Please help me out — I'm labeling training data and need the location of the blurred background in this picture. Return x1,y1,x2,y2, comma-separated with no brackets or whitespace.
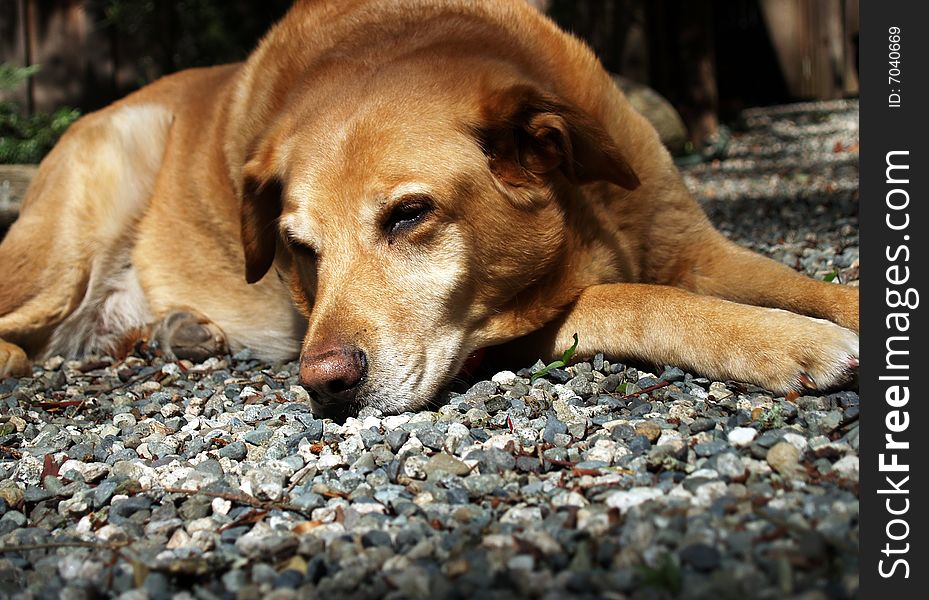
0,0,858,163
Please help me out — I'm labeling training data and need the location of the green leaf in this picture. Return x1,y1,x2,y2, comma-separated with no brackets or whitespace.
0,63,40,92
0,102,79,163
822,271,838,282
530,333,579,383
530,360,563,383
560,332,579,364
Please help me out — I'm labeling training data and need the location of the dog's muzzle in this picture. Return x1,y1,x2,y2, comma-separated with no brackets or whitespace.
299,344,367,416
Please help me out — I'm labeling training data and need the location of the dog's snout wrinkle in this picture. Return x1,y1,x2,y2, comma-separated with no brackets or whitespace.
299,344,368,402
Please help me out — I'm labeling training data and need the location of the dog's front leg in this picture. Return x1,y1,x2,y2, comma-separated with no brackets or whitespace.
673,231,859,333
515,283,858,394
0,338,30,378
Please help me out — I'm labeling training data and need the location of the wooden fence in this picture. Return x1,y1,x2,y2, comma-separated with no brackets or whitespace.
1,1,858,119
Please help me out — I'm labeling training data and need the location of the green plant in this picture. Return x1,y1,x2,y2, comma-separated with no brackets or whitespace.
756,403,786,431
0,64,40,92
530,333,579,383
0,64,80,164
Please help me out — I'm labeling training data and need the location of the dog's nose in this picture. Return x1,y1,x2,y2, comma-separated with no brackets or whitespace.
299,345,367,402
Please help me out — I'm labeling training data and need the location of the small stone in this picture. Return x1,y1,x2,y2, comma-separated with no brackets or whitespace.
782,432,809,452
566,375,592,396
508,554,535,571
711,452,745,480
679,543,721,572
113,413,137,428
599,374,623,393
515,455,542,473
727,427,757,447
0,510,27,529
242,468,285,500
552,490,588,508
58,495,90,517
466,380,499,397
218,441,248,461
627,435,651,454
466,448,516,474
403,455,429,479
690,418,717,433
659,366,686,383
806,410,843,435
542,417,568,443
605,487,664,512
491,371,519,386
93,480,118,508
831,455,859,481
361,530,393,548
0,481,24,508
546,368,570,383
386,430,410,453
292,492,325,511
166,528,192,549
767,441,802,477
694,440,728,457
96,523,130,543
243,405,272,423
144,572,172,599
424,453,471,477
755,429,784,448
243,429,273,445
416,428,445,451
646,441,687,471
635,421,661,443
211,497,232,516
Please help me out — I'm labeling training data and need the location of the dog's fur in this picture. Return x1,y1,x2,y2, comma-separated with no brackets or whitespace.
0,0,858,419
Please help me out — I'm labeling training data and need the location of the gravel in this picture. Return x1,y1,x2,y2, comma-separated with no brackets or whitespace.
0,101,858,599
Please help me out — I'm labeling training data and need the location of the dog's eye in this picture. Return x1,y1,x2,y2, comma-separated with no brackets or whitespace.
285,236,317,259
383,196,434,238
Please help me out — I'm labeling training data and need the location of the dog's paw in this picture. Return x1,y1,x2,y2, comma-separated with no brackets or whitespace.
0,339,31,379
743,312,858,394
152,311,227,362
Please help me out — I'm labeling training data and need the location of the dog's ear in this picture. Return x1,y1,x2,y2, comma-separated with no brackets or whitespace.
476,84,640,192
240,155,283,284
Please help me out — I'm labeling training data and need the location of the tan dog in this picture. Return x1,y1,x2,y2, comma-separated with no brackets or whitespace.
0,0,858,419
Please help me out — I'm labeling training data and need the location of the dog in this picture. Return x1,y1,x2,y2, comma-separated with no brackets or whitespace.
0,0,858,420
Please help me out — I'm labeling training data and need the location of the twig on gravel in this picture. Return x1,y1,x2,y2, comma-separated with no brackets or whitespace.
0,444,22,458
619,380,671,400
284,464,317,496
67,397,90,418
159,487,313,515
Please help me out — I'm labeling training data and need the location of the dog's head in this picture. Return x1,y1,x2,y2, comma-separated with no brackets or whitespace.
238,73,639,419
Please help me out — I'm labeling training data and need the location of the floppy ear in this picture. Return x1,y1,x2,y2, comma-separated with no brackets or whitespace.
240,157,283,284
476,84,640,192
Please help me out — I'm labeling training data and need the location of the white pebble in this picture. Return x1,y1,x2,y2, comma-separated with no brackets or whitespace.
112,413,137,428
605,487,664,513
832,455,859,480
212,497,232,516
491,370,519,385
782,432,809,452
727,427,757,447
